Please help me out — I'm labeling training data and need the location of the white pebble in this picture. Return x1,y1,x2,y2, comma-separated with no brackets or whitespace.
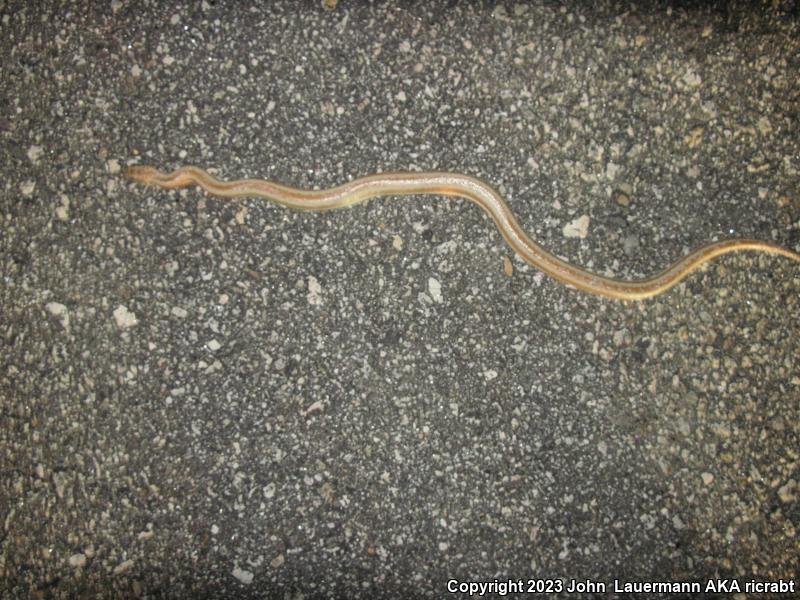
46,302,70,330
27,145,44,164
113,305,138,329
307,275,323,306
46,302,67,316
68,553,86,568
113,559,134,575
427,277,443,303
21,181,36,197
563,215,590,239
232,566,254,584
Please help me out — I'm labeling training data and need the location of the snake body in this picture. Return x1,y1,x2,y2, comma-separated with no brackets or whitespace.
125,165,800,301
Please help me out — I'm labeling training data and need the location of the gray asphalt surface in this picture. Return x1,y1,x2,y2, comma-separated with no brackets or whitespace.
2,2,799,598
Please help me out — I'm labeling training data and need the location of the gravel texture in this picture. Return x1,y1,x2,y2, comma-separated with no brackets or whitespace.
2,2,799,598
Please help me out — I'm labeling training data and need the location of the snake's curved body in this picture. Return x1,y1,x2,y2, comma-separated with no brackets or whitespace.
125,165,800,301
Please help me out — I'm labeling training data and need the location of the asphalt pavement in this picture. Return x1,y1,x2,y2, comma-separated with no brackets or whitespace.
2,2,799,598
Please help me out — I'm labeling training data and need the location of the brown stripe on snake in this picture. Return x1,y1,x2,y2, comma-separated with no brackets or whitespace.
125,165,800,301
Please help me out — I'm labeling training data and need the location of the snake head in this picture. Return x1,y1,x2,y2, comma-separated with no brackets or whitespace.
124,165,163,185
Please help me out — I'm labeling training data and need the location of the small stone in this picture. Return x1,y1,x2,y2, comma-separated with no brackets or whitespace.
113,559,134,574
46,302,67,316
113,305,138,329
270,554,285,569
21,181,36,197
428,277,443,303
701,472,714,486
683,69,702,87
492,4,509,20
68,553,87,568
307,276,323,306
207,339,221,351
55,195,70,221
612,329,631,347
235,207,248,225
27,145,44,164
685,126,704,148
778,479,797,503
232,566,254,584
302,400,324,417
563,215,590,239
622,234,640,255
46,302,70,330
606,162,621,180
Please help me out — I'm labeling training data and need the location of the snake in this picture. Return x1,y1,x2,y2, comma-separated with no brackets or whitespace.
125,165,800,301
